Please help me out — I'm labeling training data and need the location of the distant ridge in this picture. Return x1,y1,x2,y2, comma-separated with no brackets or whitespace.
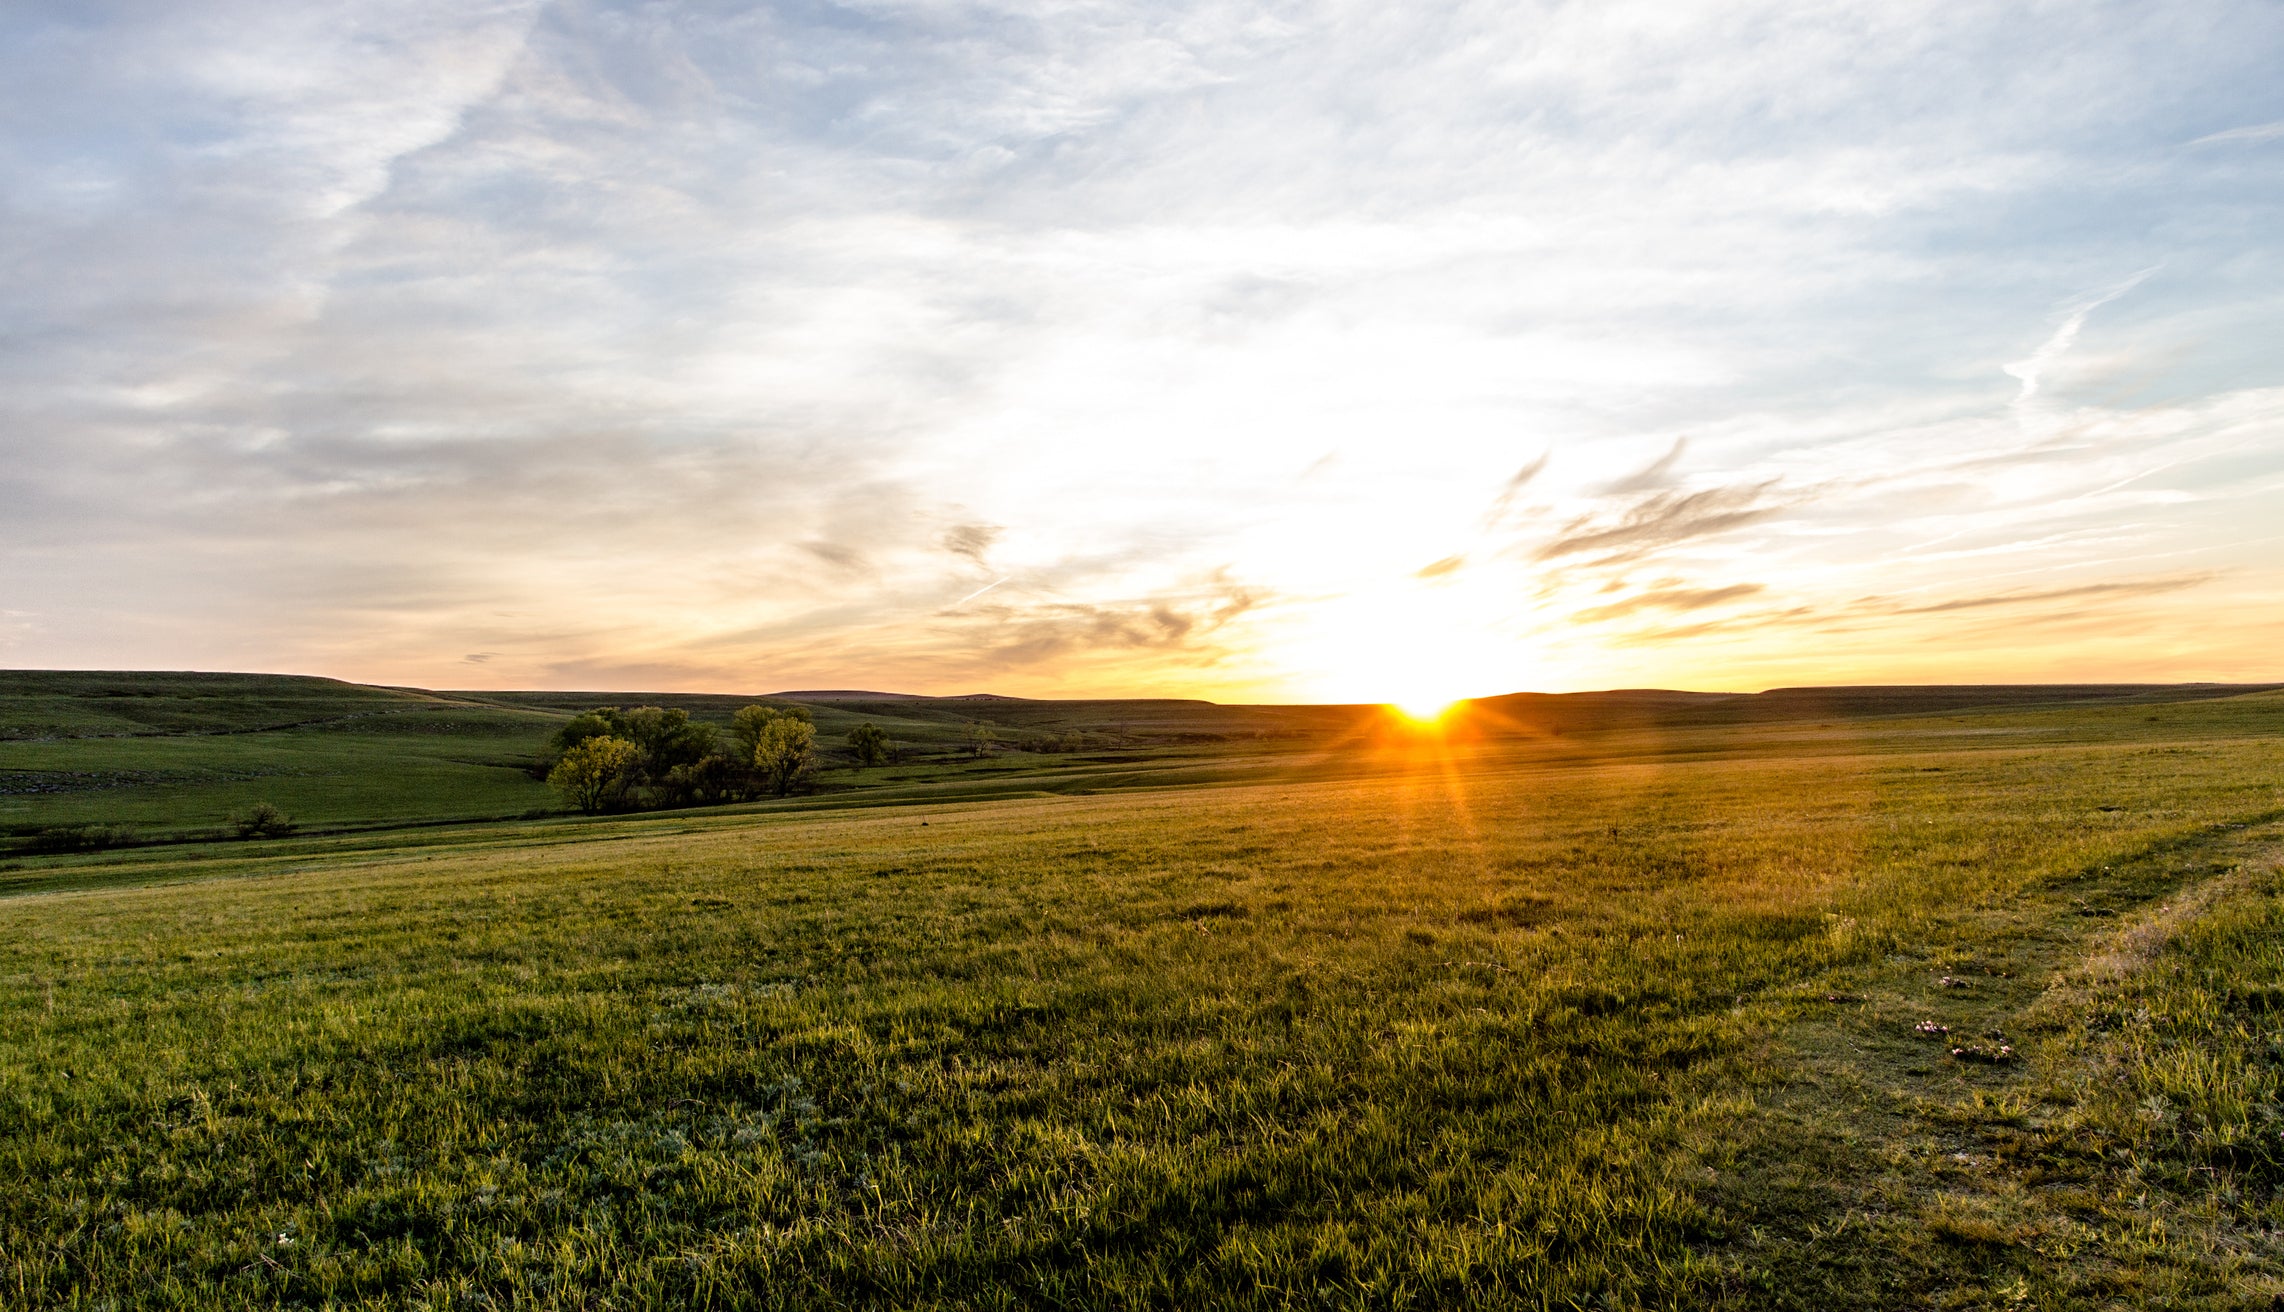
768,690,1034,703
8,673,2276,744
1469,682,2283,731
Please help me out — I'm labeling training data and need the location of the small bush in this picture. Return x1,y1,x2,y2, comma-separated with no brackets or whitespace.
230,802,297,839
26,824,134,854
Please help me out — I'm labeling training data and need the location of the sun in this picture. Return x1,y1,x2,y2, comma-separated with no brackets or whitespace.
1381,663,1477,726
1391,694,1461,724
1295,585,1525,722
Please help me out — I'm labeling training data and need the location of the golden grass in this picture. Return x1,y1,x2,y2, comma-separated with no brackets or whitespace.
1,699,2281,1307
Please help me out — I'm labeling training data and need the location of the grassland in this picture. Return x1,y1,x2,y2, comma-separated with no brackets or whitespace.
0,671,1368,850
7,670,2264,851
0,674,563,844
3,679,2284,1307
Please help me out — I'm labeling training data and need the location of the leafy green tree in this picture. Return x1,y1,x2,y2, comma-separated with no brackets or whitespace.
548,736,643,813
846,722,890,767
963,722,998,758
532,710,619,779
660,750,766,806
617,706,717,774
553,711,620,751
540,707,723,803
732,703,810,763
730,705,772,761
754,716,818,796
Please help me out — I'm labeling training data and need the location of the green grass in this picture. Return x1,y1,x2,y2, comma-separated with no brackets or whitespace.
0,672,444,739
10,672,2277,857
0,672,578,844
0,708,563,837
2,688,2283,1307
0,672,1371,849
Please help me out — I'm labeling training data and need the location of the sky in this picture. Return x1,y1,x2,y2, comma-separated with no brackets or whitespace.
4,0,2283,703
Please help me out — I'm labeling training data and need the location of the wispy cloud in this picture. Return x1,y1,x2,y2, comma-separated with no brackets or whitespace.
1479,453,1551,527
1600,571,2222,650
941,525,1004,566
1600,439,1688,495
2002,269,2158,408
2188,121,2284,146
1534,481,1793,564
952,577,1011,606
1882,573,2218,616
1573,583,1766,624
946,577,1263,673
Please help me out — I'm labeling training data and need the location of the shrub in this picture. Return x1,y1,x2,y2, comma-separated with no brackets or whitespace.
26,823,134,854
230,802,297,839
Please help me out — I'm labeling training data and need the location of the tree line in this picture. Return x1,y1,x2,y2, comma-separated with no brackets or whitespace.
539,705,896,814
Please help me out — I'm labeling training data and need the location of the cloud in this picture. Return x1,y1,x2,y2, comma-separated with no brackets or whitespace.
1415,555,1465,579
952,577,1011,606
1572,583,1766,623
1615,574,2222,647
1606,610,1813,647
952,578,1262,672
2001,269,2157,407
1885,573,2218,616
1534,481,1791,563
1601,572,2222,648
801,540,868,571
1479,453,1551,526
941,524,1003,565
1600,439,1688,495
2189,121,2284,146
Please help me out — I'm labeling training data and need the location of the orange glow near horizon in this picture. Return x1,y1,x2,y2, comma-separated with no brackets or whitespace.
1391,695,1462,725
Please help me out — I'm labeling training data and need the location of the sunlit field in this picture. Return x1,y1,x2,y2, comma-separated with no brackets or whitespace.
5,689,2284,1307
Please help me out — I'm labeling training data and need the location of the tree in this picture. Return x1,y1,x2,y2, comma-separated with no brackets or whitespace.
846,722,890,767
617,706,717,774
539,707,724,803
230,802,296,838
731,704,817,794
754,716,818,796
548,736,643,813
657,753,748,807
531,710,619,778
553,711,619,751
963,722,998,758
732,703,810,762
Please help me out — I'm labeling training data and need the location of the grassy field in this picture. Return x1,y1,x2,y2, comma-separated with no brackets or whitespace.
3,680,2284,1307
7,670,2266,851
0,674,563,844
0,672,1372,849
